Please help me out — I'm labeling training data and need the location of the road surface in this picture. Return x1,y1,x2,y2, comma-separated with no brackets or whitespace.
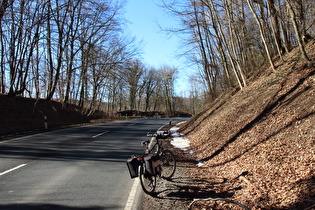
0,118,174,210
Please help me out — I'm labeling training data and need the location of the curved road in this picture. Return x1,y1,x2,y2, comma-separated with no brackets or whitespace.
0,118,174,210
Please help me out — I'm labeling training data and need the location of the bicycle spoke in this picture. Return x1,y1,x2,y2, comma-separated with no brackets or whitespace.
160,150,176,180
139,164,156,195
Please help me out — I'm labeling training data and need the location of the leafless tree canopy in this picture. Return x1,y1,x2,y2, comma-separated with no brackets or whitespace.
162,0,315,98
1,0,313,116
0,0,192,116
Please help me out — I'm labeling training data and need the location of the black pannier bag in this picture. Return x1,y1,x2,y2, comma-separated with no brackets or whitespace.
126,156,141,178
144,153,161,175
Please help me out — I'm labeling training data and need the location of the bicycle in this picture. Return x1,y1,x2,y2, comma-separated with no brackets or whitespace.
126,130,176,195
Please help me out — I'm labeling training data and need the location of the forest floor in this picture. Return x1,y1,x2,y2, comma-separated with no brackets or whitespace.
0,40,314,210
142,40,314,209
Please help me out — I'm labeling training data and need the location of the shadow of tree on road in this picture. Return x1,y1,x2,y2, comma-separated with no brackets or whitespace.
0,203,117,210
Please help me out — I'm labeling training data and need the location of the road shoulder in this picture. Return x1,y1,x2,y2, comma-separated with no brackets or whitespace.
142,139,197,209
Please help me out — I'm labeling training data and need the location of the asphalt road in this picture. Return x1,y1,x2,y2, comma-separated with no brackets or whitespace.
0,118,174,210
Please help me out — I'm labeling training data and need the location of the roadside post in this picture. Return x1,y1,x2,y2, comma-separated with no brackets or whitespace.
44,116,48,130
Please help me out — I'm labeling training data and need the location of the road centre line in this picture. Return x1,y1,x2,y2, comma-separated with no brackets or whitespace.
0,164,27,176
92,131,109,138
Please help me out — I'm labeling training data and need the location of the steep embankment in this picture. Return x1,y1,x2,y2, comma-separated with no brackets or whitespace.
181,40,315,209
0,97,106,137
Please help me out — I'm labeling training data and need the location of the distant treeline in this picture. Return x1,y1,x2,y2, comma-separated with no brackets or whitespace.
117,110,192,118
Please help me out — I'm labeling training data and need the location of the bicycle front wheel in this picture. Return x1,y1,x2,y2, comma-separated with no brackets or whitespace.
160,150,176,180
139,163,156,195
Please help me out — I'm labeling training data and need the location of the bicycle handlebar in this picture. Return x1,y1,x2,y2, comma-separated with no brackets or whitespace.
146,130,168,137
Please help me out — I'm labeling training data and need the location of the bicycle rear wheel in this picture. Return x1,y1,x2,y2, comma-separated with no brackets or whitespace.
139,162,156,195
160,150,176,180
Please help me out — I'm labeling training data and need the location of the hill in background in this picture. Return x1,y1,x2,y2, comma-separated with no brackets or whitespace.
180,39,315,209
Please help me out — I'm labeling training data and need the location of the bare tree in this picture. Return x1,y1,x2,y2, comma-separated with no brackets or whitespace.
4,0,45,96
160,65,177,116
125,59,144,110
266,0,285,60
161,0,314,103
247,0,276,71
45,0,72,101
0,0,14,93
285,0,310,61
0,0,11,21
143,68,159,112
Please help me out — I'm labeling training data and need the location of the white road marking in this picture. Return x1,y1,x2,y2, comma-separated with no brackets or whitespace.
124,178,140,210
0,164,27,176
92,131,109,138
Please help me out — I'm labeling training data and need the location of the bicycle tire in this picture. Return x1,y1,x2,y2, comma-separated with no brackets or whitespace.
139,162,156,195
160,150,176,180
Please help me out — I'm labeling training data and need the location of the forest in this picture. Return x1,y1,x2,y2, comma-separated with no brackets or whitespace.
0,0,314,116
162,0,314,97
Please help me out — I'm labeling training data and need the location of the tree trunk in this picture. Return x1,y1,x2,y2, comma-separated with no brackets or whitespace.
247,0,276,72
266,0,285,59
286,0,310,61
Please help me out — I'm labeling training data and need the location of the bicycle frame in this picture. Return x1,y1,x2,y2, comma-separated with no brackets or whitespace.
127,129,176,195
142,131,168,154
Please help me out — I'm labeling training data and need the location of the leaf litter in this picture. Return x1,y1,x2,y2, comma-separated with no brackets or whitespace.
178,40,315,209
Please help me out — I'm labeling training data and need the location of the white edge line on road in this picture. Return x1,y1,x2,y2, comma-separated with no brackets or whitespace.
92,131,109,138
0,164,27,176
124,178,140,210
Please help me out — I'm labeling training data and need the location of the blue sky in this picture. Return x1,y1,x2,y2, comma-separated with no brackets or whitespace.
124,0,192,95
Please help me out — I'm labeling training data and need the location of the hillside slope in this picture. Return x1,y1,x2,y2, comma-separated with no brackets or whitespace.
180,40,315,209
0,97,108,137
